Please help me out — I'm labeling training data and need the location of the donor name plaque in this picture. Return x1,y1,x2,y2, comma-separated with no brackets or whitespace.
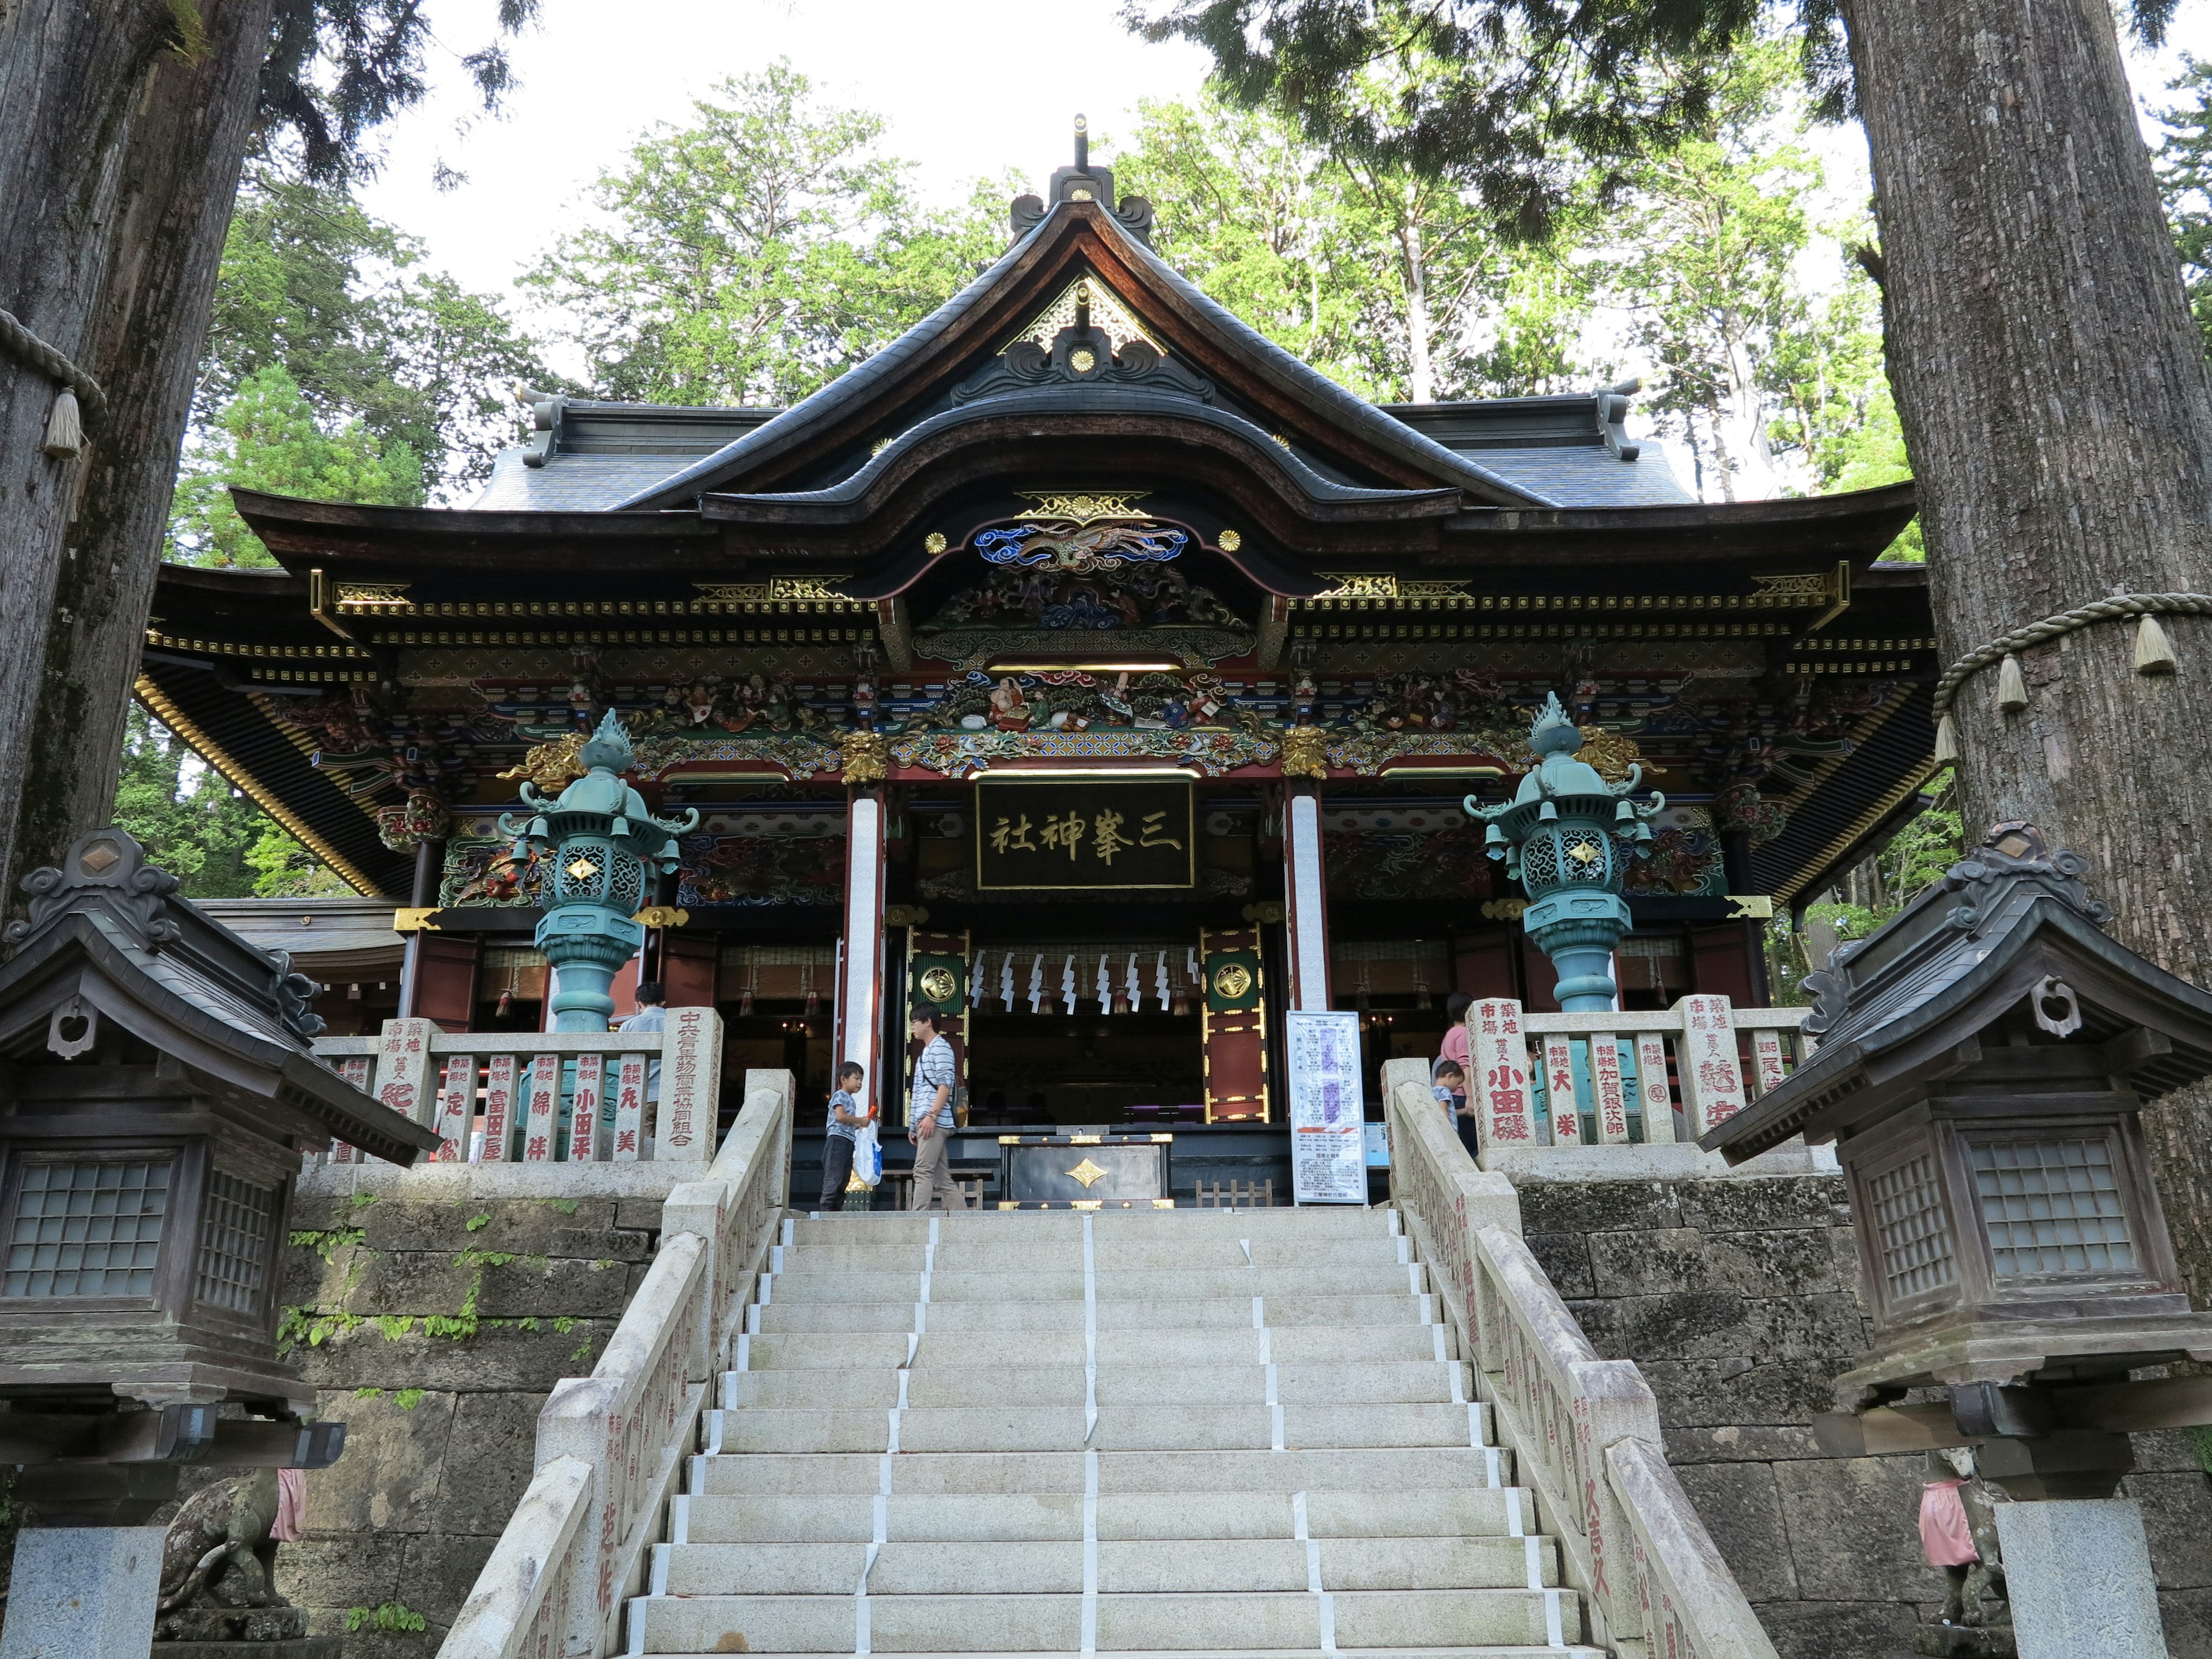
975,778,1194,891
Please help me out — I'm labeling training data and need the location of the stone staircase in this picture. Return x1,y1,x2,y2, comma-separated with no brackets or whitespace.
624,1205,1599,1658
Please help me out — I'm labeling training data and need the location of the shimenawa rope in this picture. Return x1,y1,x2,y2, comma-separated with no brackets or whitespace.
1931,592,2210,763
0,306,107,459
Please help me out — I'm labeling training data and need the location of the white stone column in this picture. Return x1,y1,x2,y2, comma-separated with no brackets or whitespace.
1284,787,1331,1013
1996,1498,2168,1659
0,1527,164,1659
838,791,889,1120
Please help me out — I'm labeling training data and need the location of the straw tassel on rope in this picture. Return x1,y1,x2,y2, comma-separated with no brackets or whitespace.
40,389,82,459
2135,613,2178,675
0,308,107,461
1927,590,2212,768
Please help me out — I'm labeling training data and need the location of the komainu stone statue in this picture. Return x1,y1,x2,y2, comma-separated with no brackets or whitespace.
154,1468,335,1655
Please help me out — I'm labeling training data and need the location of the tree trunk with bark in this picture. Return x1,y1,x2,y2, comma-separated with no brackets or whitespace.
0,0,274,909
1844,0,2212,1304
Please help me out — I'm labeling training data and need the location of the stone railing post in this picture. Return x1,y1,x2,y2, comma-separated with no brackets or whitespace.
372,1017,441,1127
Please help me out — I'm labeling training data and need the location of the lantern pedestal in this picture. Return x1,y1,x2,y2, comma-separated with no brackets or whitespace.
0,1526,165,1659
1995,1499,2163,1659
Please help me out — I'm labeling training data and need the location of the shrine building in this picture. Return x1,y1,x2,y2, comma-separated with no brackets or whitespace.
142,137,1931,1194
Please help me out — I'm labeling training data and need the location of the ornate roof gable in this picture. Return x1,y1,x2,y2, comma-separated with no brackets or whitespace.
616,190,1549,512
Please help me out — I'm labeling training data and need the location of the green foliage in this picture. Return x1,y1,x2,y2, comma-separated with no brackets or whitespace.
2157,58,2212,363
523,63,1006,406
259,2,539,183
1116,92,1595,403
114,706,338,898
345,1603,428,1635
1603,47,1890,506
394,1388,427,1410
168,366,421,569
291,1226,368,1262
202,176,556,495
1127,0,1761,244
465,1213,492,1233
1767,789,1963,999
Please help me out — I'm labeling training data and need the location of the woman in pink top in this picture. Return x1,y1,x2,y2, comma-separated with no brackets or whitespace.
1440,994,1478,1157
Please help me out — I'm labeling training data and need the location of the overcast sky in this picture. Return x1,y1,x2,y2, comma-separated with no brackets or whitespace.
358,0,1216,300
356,0,2212,445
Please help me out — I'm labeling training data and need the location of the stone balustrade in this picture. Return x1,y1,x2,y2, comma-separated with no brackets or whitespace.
438,1072,794,1659
313,1011,724,1165
1448,995,1823,1180
1384,1071,1779,1658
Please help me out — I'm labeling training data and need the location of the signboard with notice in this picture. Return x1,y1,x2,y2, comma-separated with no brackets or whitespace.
1284,1009,1367,1204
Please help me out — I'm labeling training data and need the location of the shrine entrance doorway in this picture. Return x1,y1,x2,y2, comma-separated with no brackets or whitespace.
961,942,1206,1130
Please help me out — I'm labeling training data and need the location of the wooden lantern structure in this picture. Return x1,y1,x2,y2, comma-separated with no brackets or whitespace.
1702,824,2212,1491
0,828,438,1520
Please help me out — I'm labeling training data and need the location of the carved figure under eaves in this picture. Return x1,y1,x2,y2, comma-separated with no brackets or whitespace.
441,840,544,907
1331,669,1510,737
1325,820,1495,902
899,670,1264,738
930,559,1243,633
678,832,845,907
1621,806,1727,896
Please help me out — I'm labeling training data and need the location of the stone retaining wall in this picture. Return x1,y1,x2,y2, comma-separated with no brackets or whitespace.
274,1184,669,1657
1517,1172,2212,1659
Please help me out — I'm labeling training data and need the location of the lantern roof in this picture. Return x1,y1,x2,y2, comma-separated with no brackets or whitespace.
0,829,440,1165
1703,823,2212,1162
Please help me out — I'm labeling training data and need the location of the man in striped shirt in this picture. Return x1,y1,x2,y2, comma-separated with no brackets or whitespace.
906,1002,962,1211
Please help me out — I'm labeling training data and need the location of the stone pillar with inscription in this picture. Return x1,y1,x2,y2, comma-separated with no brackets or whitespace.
1283,786,1331,1013
838,785,890,1124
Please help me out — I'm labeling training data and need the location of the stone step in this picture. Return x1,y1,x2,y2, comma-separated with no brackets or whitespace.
740,1325,1460,1372
751,1293,1434,1335
706,1402,1492,1456
658,1536,1559,1597
683,1487,1533,1545
632,1588,1578,1654
787,1209,1397,1245
778,1237,1411,1274
724,1361,1470,1410
694,1448,1511,1499
650,1649,1602,1659
763,1264,1426,1304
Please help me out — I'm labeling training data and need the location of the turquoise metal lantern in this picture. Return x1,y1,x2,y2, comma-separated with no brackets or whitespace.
1465,694,1664,1013
500,711,698,1031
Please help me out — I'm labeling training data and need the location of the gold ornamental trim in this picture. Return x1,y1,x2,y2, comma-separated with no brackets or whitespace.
335,582,412,611
694,577,853,604
1014,491,1150,527
840,731,889,785
132,674,384,897
497,731,586,790
1279,725,1329,779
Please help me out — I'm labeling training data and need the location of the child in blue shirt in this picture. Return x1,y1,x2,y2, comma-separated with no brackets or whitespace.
819,1061,872,1211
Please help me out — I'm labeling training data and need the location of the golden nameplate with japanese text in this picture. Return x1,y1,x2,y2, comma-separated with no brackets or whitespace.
974,778,1195,891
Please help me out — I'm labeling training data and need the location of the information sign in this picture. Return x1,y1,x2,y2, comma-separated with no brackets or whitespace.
1285,1009,1366,1204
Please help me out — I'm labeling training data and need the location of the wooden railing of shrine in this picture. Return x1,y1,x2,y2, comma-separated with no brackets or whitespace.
311,1012,724,1164
1461,994,1813,1152
438,1070,794,1659
1385,1077,1779,1658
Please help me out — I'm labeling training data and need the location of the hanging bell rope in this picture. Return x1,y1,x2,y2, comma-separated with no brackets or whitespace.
1930,590,2212,765
0,307,107,460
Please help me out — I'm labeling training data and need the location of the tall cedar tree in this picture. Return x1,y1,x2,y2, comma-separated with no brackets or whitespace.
0,0,534,913
1131,0,2212,1302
